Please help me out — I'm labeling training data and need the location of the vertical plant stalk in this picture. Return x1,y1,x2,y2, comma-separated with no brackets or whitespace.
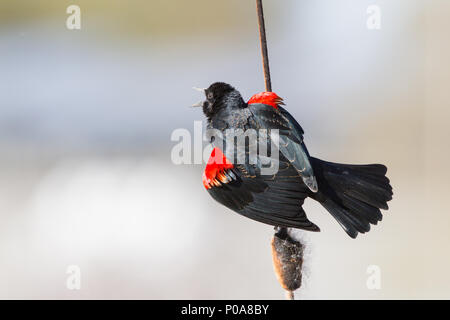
256,0,272,92
255,0,304,300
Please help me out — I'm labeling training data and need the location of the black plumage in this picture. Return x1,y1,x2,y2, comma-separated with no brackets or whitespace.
199,82,393,238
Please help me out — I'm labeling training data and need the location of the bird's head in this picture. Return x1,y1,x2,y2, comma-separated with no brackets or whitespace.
192,82,245,120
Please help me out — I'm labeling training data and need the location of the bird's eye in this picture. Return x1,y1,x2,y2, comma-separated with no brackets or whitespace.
207,92,214,100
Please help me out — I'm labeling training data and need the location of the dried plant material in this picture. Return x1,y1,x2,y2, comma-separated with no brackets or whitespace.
271,227,304,299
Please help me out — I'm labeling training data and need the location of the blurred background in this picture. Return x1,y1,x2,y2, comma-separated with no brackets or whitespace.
0,0,449,299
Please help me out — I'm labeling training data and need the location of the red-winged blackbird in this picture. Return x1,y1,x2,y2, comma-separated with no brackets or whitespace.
195,82,393,238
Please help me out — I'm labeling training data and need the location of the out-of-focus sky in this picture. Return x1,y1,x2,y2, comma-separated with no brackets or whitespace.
0,0,449,299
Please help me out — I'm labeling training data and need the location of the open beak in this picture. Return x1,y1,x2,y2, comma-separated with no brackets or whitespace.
191,101,203,108
191,87,206,107
192,87,206,93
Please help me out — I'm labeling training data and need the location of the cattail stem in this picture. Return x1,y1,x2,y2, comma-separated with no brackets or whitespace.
255,0,303,301
256,0,272,92
286,290,295,300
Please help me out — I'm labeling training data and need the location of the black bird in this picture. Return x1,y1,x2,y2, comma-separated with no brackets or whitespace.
196,82,393,238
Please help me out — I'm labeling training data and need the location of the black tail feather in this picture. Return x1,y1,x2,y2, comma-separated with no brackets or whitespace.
310,157,393,238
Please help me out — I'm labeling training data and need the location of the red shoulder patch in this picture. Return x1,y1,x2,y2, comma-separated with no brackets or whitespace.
247,92,284,109
203,147,234,189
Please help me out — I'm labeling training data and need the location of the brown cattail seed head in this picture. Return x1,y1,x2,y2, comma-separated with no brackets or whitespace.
271,227,304,294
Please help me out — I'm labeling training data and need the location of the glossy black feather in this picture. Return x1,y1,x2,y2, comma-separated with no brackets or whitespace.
201,83,393,238
309,157,392,238
207,153,320,232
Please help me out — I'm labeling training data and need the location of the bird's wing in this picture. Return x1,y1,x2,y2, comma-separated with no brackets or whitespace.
203,147,319,231
247,103,318,193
